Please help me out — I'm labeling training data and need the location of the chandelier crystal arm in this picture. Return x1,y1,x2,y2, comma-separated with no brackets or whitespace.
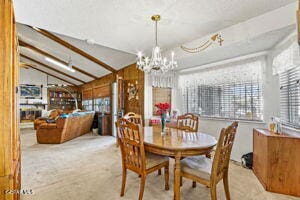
136,14,177,74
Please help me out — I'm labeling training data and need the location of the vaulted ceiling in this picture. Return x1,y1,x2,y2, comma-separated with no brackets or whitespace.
15,0,296,53
18,23,136,85
15,0,297,85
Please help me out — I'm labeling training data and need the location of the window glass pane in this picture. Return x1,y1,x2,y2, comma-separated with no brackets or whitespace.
279,66,300,128
93,97,110,113
82,100,93,111
180,58,263,121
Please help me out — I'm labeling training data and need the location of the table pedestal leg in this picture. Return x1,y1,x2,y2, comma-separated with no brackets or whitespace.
174,152,181,200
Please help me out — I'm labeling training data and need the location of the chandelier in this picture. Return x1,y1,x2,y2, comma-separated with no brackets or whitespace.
137,15,177,74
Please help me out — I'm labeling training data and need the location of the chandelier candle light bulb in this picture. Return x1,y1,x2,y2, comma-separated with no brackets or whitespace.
136,15,177,74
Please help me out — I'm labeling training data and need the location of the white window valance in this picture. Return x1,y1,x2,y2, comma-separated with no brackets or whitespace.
179,57,263,87
151,72,176,88
272,42,300,75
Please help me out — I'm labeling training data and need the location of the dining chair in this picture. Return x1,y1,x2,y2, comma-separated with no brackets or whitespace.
124,112,163,176
180,121,238,200
177,113,199,132
124,112,143,126
116,112,142,147
116,118,169,200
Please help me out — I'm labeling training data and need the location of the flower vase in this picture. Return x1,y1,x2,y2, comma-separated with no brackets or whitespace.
161,113,166,134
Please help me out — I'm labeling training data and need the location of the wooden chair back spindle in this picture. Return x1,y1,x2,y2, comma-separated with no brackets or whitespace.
211,121,238,182
116,118,146,173
177,113,199,132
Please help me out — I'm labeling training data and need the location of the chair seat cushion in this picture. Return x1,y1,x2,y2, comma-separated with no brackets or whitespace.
146,152,169,169
181,155,212,180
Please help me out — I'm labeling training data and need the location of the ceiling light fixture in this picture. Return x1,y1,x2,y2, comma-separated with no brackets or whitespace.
86,39,95,45
45,57,75,73
137,15,177,74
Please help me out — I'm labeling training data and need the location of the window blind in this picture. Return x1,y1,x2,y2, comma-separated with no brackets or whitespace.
279,66,300,129
180,58,263,121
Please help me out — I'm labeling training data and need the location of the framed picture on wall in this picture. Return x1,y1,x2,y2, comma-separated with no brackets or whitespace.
20,85,42,99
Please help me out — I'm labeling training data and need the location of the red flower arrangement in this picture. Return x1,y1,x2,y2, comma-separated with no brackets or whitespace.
155,102,171,116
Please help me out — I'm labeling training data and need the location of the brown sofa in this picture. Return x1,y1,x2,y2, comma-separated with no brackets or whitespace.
36,111,95,144
34,109,63,130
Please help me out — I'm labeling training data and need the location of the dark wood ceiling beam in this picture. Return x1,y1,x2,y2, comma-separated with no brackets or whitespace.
20,54,85,84
20,60,75,86
30,26,117,73
19,39,98,79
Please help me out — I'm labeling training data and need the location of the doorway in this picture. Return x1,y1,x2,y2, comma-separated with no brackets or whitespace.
152,87,172,116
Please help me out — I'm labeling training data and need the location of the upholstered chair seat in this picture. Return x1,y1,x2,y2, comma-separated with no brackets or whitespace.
181,156,212,180
146,153,169,169
180,122,239,200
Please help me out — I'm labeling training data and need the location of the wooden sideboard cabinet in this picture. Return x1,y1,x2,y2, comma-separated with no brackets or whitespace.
253,129,300,197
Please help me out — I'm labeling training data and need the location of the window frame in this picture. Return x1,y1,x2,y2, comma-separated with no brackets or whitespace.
279,66,300,129
183,82,263,122
181,58,264,122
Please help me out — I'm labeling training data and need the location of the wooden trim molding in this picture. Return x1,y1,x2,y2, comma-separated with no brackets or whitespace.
30,27,117,73
0,0,21,199
20,54,85,84
18,39,98,79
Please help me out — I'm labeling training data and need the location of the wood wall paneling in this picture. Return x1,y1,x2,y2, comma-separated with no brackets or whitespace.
82,88,93,100
93,84,111,98
119,64,144,116
79,64,145,117
0,0,20,199
152,87,171,115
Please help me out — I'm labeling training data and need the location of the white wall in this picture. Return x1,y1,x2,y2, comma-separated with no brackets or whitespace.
19,68,69,105
144,73,153,125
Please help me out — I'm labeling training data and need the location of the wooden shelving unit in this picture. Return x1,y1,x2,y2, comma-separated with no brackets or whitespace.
48,88,81,111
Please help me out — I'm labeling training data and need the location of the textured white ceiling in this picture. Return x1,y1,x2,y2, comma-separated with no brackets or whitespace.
177,25,296,70
14,0,296,55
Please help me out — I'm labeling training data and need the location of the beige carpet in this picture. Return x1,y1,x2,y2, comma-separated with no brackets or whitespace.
20,128,299,200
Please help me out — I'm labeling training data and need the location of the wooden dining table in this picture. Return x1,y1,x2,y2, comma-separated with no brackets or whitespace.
143,126,217,200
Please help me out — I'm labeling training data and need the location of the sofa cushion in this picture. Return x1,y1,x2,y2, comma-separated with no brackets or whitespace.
48,109,63,119
39,123,57,129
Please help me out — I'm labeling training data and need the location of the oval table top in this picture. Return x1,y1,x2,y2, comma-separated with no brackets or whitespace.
143,126,217,156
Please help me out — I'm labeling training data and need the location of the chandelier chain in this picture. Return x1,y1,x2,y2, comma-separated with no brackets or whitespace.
155,20,158,46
